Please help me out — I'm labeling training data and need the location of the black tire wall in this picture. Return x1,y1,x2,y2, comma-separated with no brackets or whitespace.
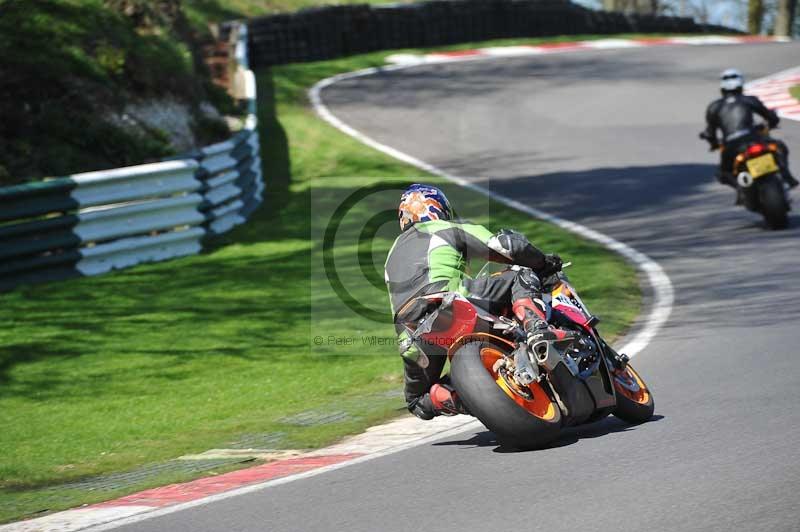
247,1,737,67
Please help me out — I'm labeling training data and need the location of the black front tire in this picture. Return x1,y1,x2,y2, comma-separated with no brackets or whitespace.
612,365,655,425
450,341,562,450
614,391,655,424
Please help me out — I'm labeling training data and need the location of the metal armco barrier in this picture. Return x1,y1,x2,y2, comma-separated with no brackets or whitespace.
0,23,263,292
248,0,736,67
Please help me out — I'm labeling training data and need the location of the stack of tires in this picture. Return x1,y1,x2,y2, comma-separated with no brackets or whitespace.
246,0,730,67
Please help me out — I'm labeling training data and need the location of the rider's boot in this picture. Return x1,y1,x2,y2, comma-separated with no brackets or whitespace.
511,269,569,345
773,146,799,189
512,298,569,345
715,169,736,189
429,382,469,416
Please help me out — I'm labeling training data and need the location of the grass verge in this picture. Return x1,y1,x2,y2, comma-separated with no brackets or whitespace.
0,35,642,523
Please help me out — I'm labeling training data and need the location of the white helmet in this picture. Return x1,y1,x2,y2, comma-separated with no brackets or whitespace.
720,68,744,92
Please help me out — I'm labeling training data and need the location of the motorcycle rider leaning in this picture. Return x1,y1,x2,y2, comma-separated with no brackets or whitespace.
384,184,565,420
700,68,798,189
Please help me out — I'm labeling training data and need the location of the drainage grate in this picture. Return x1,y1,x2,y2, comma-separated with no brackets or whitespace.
279,410,353,427
227,431,287,449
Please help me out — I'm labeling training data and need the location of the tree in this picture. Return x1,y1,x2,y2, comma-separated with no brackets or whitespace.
774,0,797,35
602,0,660,14
748,0,764,32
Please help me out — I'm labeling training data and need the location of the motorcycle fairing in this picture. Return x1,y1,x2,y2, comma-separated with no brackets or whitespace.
404,292,479,348
549,281,592,328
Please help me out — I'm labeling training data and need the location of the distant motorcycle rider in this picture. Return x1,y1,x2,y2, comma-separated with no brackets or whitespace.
700,68,797,189
384,184,565,420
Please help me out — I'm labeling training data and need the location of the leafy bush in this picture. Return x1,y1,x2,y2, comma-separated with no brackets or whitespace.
0,0,233,184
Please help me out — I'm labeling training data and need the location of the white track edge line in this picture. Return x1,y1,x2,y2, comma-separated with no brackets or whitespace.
309,62,674,359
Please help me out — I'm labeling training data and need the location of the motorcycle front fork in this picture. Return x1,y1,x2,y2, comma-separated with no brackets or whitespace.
600,339,629,371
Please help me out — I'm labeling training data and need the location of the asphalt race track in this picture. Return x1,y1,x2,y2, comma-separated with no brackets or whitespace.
118,42,800,532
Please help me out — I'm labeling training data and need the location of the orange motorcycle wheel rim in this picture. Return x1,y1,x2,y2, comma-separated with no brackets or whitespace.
479,347,557,420
613,365,651,405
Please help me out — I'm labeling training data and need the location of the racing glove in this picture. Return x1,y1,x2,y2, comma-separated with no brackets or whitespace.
539,253,563,278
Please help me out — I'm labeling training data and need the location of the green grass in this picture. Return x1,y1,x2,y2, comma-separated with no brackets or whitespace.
790,85,800,101
0,36,641,523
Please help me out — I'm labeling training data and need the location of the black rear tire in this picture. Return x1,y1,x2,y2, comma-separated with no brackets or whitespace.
759,177,789,230
450,341,562,450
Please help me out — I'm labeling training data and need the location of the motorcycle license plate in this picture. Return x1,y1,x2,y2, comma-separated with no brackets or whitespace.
746,154,779,178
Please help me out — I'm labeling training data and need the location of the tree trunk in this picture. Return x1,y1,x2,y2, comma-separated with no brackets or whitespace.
604,0,631,11
774,0,797,36
604,0,653,13
748,0,764,33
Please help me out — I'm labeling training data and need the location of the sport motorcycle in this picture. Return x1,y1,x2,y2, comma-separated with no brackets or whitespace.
397,261,654,450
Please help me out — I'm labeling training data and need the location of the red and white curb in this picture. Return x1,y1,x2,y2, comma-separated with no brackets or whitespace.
746,66,800,121
386,35,790,66
1,415,481,532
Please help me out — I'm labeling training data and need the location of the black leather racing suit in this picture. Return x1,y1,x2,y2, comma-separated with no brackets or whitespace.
703,92,795,187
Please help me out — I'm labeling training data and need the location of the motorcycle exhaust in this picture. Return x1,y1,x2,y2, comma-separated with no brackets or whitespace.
532,340,580,377
513,345,539,385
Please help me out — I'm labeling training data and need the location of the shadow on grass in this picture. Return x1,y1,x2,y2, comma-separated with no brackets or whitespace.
206,67,293,250
0,344,83,386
